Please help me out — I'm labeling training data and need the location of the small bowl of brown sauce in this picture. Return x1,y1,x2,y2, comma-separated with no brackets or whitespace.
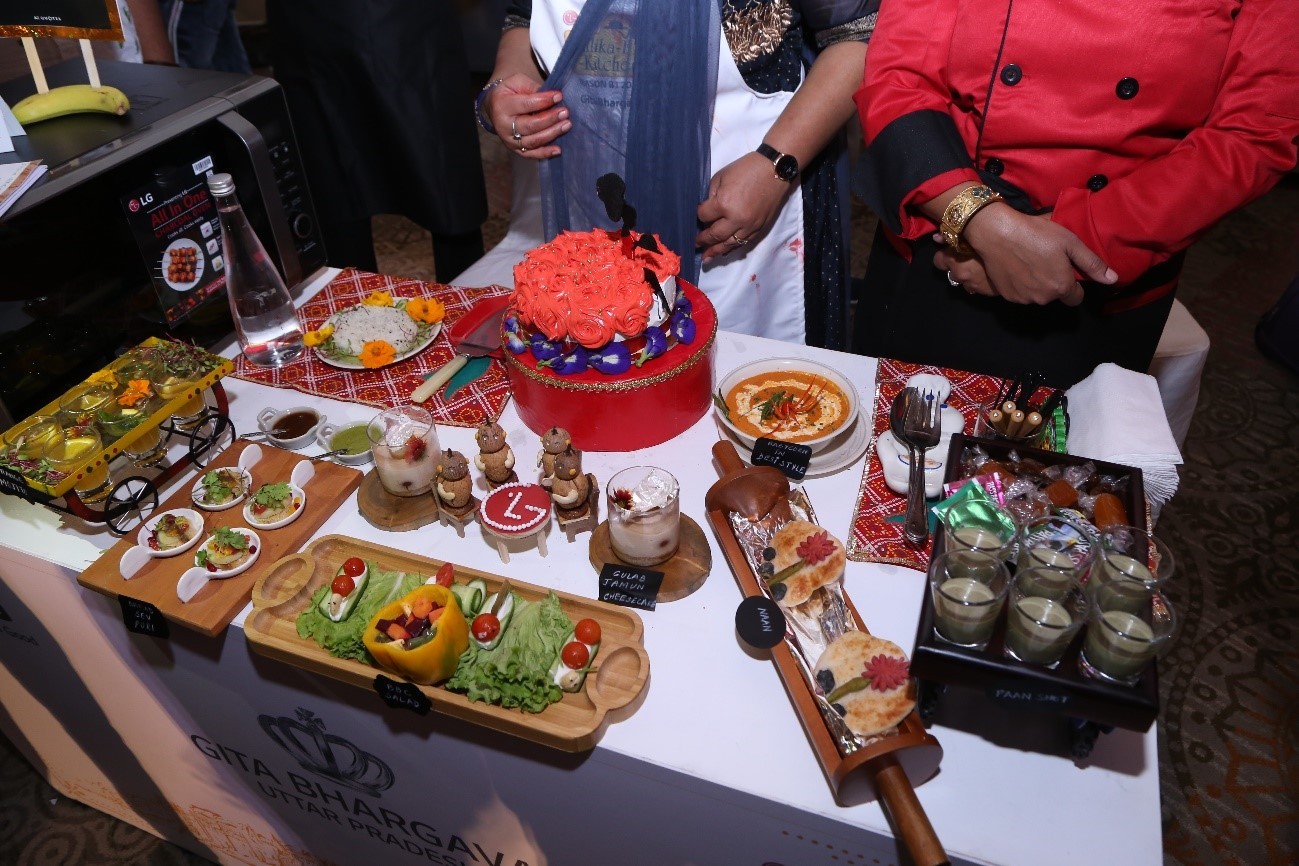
256,405,325,450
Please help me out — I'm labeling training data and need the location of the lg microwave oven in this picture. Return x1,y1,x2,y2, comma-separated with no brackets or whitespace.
0,60,327,426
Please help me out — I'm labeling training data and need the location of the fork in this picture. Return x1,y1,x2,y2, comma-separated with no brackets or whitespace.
900,388,942,547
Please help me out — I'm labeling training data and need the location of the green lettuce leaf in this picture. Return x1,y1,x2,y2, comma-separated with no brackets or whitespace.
445,592,573,713
295,565,424,662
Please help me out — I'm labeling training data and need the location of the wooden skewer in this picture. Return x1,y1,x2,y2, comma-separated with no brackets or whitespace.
79,40,101,89
21,38,49,94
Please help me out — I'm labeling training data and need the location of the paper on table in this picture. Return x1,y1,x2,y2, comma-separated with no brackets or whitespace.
0,160,47,218
1066,363,1182,507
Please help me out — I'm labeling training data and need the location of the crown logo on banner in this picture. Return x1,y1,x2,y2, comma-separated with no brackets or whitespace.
258,709,395,797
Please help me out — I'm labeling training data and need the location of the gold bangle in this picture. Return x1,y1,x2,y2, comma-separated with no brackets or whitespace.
940,185,1004,254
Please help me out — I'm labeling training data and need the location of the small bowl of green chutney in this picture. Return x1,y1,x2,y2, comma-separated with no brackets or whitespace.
316,421,373,466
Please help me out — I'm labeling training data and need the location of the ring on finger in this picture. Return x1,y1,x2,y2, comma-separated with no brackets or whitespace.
946,270,961,288
519,144,528,153
510,118,523,142
731,232,748,246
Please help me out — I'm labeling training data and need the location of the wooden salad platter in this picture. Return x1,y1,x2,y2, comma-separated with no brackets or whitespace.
77,440,363,637
244,535,650,752
706,441,946,866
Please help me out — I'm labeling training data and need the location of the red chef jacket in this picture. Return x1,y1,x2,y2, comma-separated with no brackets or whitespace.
856,0,1299,307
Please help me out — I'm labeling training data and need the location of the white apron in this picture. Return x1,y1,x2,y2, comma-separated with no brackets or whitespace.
531,1,807,344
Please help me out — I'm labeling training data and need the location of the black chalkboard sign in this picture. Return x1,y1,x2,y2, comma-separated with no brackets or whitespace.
598,562,663,611
751,437,812,480
373,675,432,715
0,1,122,40
734,595,786,649
119,596,169,638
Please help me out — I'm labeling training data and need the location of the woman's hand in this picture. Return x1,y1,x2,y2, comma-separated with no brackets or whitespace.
695,153,791,261
484,74,572,160
961,207,1117,306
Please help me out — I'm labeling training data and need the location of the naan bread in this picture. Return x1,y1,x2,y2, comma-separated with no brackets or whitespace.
769,519,846,607
814,631,916,737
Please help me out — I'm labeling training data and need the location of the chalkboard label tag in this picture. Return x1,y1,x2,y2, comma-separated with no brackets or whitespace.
735,596,787,649
987,682,1072,711
119,596,169,638
751,438,812,480
598,563,663,611
373,675,432,715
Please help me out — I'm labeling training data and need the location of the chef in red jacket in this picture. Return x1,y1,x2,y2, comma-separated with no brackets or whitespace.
852,0,1299,386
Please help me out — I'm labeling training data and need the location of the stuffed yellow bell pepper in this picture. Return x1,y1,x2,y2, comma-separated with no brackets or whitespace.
363,584,469,684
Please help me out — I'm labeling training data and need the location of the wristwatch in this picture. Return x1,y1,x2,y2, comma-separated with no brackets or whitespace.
756,143,799,183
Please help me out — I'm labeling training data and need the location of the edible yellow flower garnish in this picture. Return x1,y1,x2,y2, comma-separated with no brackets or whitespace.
362,291,394,307
118,379,153,407
360,340,397,369
404,297,445,325
87,370,118,388
303,324,334,347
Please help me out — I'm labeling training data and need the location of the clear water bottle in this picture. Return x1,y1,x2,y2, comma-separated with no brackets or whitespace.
207,172,305,367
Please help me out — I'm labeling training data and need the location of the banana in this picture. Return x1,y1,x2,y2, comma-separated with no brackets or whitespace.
12,84,131,125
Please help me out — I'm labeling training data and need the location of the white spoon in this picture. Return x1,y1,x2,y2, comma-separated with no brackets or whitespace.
176,567,211,603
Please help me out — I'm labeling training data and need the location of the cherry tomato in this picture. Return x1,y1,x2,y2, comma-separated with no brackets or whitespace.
331,574,355,597
471,613,501,643
435,562,455,587
561,641,589,670
342,557,366,577
574,618,601,646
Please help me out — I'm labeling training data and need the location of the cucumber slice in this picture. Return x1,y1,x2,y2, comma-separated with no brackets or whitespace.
321,566,369,622
465,579,488,616
549,629,600,692
450,579,487,618
473,590,515,650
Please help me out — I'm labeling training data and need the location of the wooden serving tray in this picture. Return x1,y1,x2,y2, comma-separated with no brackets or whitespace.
77,440,362,637
706,442,945,866
244,535,650,752
911,434,1158,736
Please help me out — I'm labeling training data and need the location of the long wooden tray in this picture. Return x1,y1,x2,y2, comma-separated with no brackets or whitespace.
77,440,363,637
706,441,946,866
244,535,650,752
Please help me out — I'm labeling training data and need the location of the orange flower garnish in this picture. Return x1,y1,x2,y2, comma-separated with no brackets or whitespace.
796,530,836,565
303,324,334,347
118,379,153,407
362,291,394,307
87,370,118,388
404,297,445,325
360,340,397,369
863,655,909,692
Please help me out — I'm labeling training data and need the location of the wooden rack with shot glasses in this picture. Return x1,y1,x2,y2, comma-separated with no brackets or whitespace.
0,339,235,534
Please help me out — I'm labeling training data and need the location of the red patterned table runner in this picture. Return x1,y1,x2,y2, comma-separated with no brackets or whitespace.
847,358,1002,570
232,269,512,427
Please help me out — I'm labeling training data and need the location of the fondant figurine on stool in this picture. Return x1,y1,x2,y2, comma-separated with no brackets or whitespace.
474,421,518,489
434,449,479,536
537,426,571,488
549,445,599,541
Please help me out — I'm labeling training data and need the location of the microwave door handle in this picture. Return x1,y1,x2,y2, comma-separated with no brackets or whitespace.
216,110,303,288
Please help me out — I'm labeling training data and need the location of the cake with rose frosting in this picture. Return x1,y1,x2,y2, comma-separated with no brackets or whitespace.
502,228,716,452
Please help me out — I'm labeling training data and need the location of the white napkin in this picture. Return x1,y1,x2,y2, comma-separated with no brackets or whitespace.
1065,363,1183,507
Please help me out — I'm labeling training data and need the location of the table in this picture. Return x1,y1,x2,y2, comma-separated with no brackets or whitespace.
0,269,1164,866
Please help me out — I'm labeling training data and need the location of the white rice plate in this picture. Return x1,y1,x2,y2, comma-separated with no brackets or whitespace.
330,305,420,356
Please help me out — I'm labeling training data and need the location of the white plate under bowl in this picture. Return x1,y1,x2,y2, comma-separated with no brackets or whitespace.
714,356,861,454
716,411,871,478
192,527,262,579
135,507,204,558
191,467,254,512
242,483,307,530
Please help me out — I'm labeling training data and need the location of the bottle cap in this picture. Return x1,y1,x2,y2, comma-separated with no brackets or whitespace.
206,172,236,196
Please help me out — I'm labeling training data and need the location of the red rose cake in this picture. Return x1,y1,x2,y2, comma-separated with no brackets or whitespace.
503,228,716,451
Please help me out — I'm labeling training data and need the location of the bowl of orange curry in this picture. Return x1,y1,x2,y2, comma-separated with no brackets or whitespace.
714,357,859,454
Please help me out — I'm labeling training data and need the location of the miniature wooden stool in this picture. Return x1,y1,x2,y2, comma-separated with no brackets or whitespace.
556,482,600,542
479,482,552,564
